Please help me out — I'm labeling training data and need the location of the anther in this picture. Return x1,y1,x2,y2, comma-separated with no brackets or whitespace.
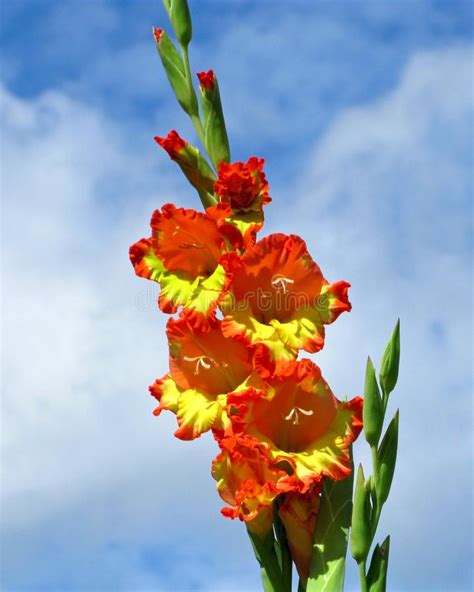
271,275,295,293
179,242,204,249
283,406,314,425
183,355,216,375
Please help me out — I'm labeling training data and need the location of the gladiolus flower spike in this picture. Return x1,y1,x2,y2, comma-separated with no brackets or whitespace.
130,2,401,590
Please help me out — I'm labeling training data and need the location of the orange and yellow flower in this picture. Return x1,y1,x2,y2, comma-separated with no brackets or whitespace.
129,203,239,328
220,233,351,375
225,359,363,490
212,432,291,536
149,317,254,440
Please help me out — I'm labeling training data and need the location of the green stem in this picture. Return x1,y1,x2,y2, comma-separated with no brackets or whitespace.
247,528,284,592
273,498,292,591
382,388,389,414
358,560,369,592
190,112,207,154
180,44,207,150
371,445,378,478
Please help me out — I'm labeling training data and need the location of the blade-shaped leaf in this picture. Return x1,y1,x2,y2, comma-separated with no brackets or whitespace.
306,469,354,592
368,536,390,591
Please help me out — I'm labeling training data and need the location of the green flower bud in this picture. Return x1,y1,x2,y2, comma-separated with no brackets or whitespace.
163,0,192,47
363,357,384,447
350,465,372,563
153,28,198,115
379,319,400,396
368,536,390,591
197,70,230,169
376,411,399,506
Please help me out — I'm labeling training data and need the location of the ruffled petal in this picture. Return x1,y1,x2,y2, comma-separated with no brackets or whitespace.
151,203,223,276
151,320,256,440
167,317,252,395
129,238,165,282
149,374,180,416
224,359,363,490
214,157,271,211
284,396,363,484
220,233,351,366
175,389,224,440
319,280,352,323
180,264,228,326
157,269,199,314
130,206,237,325
212,433,290,535
150,374,225,440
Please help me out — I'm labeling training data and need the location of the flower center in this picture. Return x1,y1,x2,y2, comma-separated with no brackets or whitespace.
183,355,218,375
271,274,294,293
283,406,314,426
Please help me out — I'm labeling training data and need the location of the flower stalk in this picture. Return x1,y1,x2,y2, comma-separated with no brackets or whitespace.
131,2,402,590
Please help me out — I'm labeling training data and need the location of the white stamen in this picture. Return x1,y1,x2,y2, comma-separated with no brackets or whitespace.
283,406,314,425
183,355,216,375
179,242,203,249
271,275,295,293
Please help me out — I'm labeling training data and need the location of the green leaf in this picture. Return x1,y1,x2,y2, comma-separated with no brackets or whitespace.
367,543,381,586
306,472,353,592
350,465,372,563
368,536,390,591
376,411,399,506
379,320,400,397
363,357,384,447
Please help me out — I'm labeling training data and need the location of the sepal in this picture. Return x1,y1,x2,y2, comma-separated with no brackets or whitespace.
375,411,399,506
367,536,390,591
363,357,383,447
350,465,372,563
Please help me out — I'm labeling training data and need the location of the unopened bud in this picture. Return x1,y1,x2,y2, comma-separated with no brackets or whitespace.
197,69,230,168
153,28,198,115
154,131,216,205
162,0,192,47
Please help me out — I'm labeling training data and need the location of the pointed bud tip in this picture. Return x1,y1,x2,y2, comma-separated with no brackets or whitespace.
380,535,390,557
152,27,163,43
197,69,216,91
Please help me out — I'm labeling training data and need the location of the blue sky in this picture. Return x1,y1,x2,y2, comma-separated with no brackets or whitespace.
1,1,473,591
